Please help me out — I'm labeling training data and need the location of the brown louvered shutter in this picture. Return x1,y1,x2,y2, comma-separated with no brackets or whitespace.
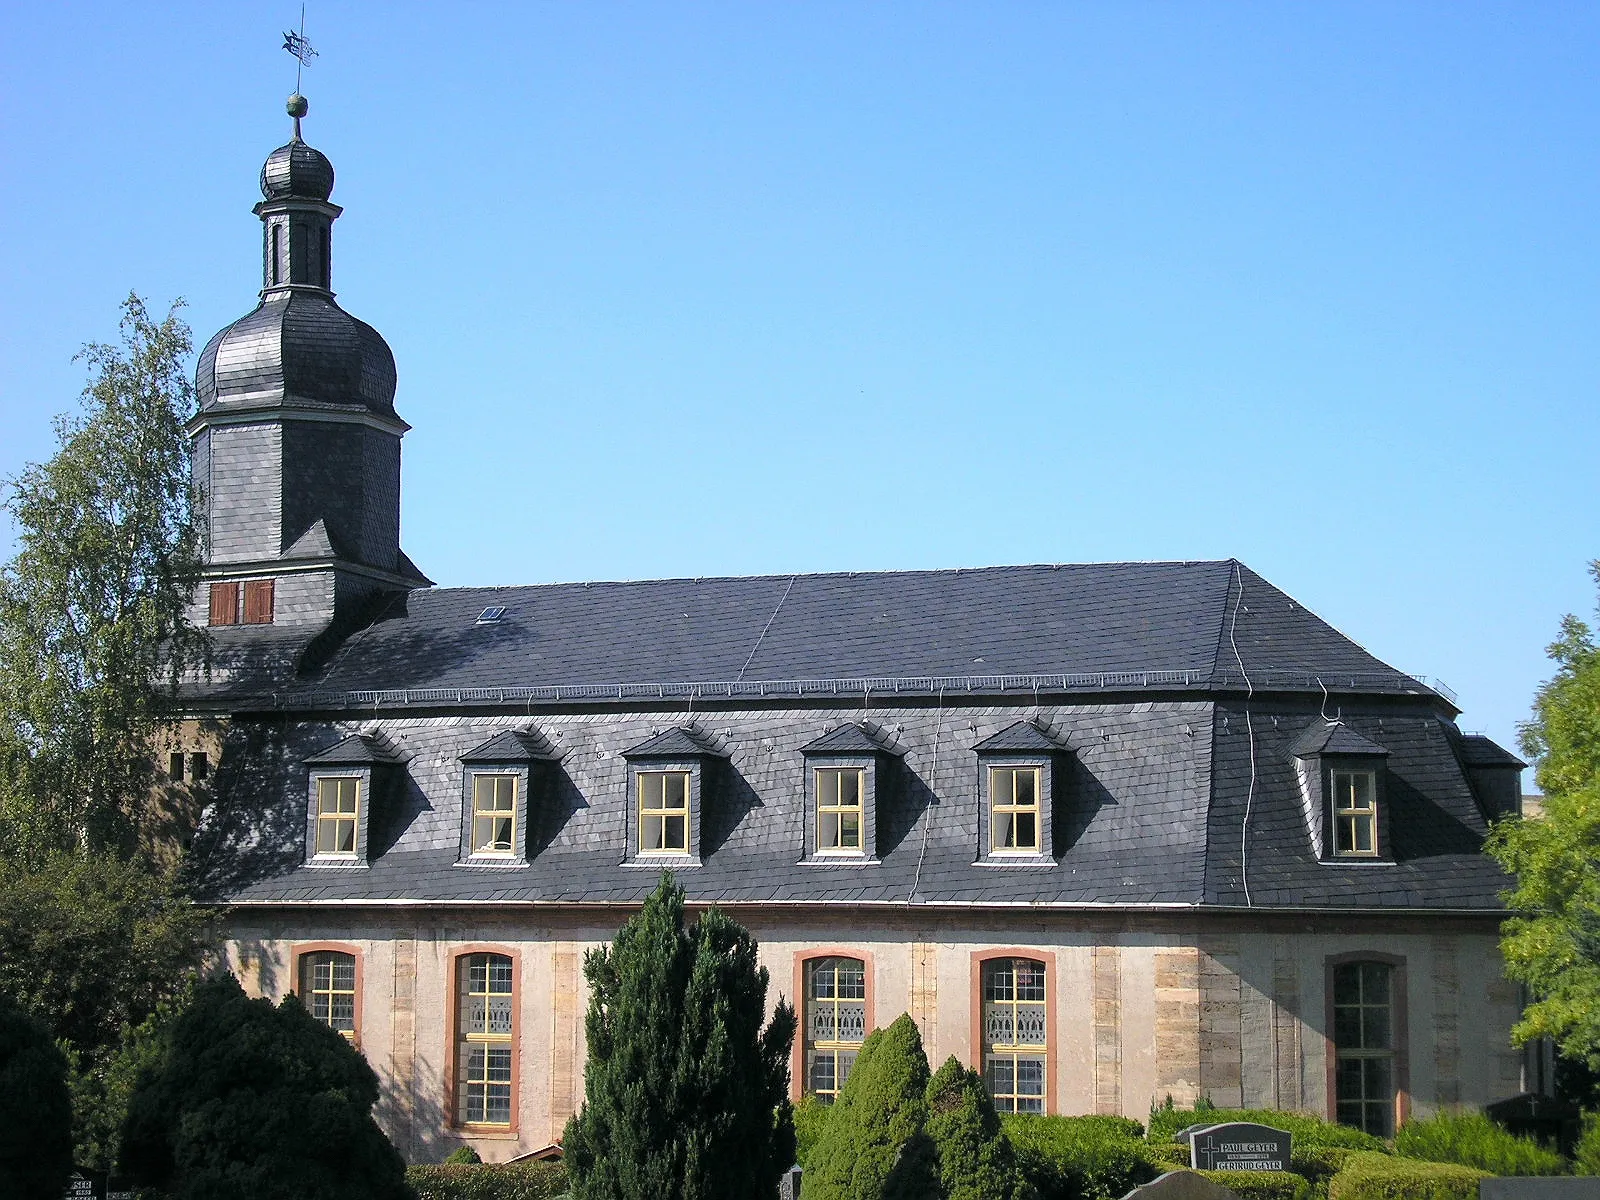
209,582,239,626
243,579,276,625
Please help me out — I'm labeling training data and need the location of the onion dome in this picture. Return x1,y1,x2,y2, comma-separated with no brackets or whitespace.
260,138,334,201
259,93,334,200
195,293,398,415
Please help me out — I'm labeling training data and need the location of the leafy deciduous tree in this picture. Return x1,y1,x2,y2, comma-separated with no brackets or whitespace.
563,872,797,1200
1488,561,1600,1067
120,974,409,1200
0,293,204,858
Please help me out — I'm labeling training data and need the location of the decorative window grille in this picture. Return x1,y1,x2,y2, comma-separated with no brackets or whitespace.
314,777,359,856
458,953,515,1126
982,957,1048,1113
471,774,517,855
301,951,356,1039
816,768,865,853
638,771,690,854
1333,961,1394,1135
806,957,868,1103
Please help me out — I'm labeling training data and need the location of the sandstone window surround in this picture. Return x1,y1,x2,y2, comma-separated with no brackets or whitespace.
448,948,521,1134
294,942,362,1046
1290,720,1393,863
620,726,726,866
1326,953,1408,1136
972,721,1071,865
301,733,403,868
799,723,903,863
456,728,559,866
972,949,1056,1115
794,950,874,1104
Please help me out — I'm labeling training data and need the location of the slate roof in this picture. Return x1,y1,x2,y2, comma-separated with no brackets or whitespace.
973,720,1071,753
197,560,1441,712
1459,734,1527,768
301,732,402,765
621,726,726,758
1289,720,1390,758
460,729,559,763
799,723,903,756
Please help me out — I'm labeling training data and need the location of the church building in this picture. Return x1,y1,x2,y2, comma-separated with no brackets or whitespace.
180,99,1531,1163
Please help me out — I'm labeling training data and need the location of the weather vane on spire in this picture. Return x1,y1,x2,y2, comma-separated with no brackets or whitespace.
282,4,318,94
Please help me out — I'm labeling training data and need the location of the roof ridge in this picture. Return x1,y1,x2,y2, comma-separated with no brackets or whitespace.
419,559,1237,595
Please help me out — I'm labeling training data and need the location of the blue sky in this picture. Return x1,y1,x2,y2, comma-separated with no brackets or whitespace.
3,3,1597,767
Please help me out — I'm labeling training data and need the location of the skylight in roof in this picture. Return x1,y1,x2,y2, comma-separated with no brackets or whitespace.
476,606,507,625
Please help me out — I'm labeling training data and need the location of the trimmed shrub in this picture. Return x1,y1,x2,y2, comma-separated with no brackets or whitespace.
1328,1152,1488,1200
801,1013,938,1200
793,1094,832,1169
444,1147,483,1165
0,998,73,1200
1576,1112,1600,1176
1146,1106,1386,1153
925,1055,1033,1200
1001,1114,1159,1200
119,974,408,1200
1396,1110,1567,1176
406,1163,567,1200
1144,1143,1192,1171
1199,1169,1311,1200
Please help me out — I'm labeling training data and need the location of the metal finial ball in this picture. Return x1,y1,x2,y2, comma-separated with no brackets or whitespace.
286,93,309,119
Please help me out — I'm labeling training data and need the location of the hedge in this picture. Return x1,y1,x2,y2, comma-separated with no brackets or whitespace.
405,1162,568,1200
1327,1152,1488,1200
1146,1106,1386,1152
1198,1169,1311,1200
794,1094,833,1169
1395,1111,1567,1177
1001,1114,1159,1200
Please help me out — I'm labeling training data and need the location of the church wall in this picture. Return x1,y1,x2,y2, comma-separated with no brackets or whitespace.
223,911,1518,1162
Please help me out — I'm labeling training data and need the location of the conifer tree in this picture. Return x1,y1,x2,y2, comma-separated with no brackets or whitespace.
925,1055,1033,1200
563,873,797,1200
801,1012,938,1200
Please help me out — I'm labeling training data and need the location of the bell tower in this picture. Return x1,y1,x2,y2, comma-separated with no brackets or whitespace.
189,94,428,636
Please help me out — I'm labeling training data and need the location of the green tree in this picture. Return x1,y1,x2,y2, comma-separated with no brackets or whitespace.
925,1056,1033,1200
0,851,209,1170
802,1013,938,1200
0,998,74,1200
120,974,409,1200
1487,561,1600,1066
0,293,204,858
563,872,797,1200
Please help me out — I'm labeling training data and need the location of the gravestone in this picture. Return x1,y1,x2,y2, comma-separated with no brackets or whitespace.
1119,1171,1242,1200
1184,1122,1292,1172
778,1163,803,1200
61,1167,135,1200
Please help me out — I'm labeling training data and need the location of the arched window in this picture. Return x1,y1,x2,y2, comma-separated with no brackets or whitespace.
805,956,867,1103
296,946,359,1043
1332,960,1397,1135
981,957,1048,1113
456,952,516,1127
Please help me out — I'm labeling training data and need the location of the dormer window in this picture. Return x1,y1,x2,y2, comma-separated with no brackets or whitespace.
800,723,902,863
302,733,403,867
1332,770,1378,857
458,728,557,866
973,721,1070,864
621,726,726,865
1290,720,1392,863
989,766,1042,854
816,767,865,854
638,771,690,854
471,774,518,855
315,777,360,857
